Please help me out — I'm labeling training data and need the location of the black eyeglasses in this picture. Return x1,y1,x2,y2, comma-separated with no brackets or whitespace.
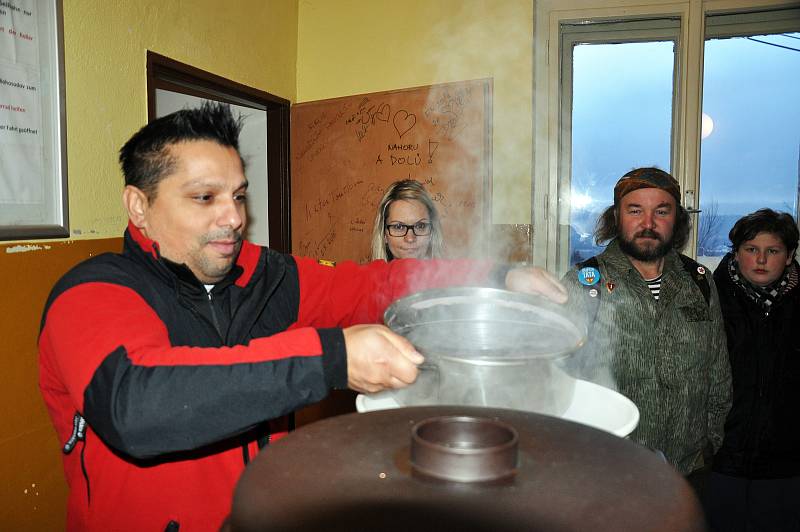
385,221,431,237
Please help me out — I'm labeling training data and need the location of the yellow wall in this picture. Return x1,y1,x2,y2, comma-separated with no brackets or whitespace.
296,0,534,224
64,0,298,239
0,1,298,529
4,1,536,528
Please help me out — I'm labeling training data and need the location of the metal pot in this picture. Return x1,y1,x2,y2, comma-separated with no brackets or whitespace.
383,287,586,416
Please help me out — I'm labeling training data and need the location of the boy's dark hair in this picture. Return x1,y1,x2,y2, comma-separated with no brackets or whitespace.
729,208,799,258
118,101,244,199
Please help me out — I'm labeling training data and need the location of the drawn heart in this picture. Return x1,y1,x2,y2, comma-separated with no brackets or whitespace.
393,110,416,138
374,103,390,123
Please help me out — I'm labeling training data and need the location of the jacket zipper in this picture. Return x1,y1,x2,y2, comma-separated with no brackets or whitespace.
206,290,224,340
178,295,224,344
738,290,775,476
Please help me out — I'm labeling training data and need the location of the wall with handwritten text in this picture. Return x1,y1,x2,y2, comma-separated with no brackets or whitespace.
291,79,491,263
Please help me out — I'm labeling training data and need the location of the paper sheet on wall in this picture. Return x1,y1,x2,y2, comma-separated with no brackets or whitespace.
0,0,45,207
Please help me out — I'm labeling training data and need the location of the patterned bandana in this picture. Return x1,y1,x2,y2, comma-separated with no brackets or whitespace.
728,256,798,314
613,167,681,206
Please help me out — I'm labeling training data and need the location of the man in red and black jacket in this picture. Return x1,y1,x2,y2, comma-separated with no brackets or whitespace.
38,102,565,531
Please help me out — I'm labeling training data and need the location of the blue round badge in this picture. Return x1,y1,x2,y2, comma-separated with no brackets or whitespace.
578,267,601,286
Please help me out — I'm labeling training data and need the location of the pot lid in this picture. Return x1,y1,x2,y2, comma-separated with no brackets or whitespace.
384,287,586,361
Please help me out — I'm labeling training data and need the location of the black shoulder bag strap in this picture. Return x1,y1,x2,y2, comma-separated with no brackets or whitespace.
678,254,711,306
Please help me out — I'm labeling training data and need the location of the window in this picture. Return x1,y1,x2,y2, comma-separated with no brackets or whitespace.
559,19,679,268
697,10,800,269
534,1,800,276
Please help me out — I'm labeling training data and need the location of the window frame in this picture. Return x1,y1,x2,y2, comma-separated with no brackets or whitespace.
532,0,796,274
557,18,683,272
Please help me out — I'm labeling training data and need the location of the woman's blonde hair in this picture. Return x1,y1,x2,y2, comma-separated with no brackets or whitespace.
370,179,445,261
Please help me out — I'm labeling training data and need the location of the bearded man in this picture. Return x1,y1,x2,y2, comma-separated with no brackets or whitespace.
561,167,731,490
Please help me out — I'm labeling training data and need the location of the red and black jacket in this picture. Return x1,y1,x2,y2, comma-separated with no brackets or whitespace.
38,223,495,531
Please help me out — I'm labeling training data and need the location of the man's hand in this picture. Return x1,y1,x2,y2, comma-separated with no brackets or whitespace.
342,324,425,394
505,266,568,304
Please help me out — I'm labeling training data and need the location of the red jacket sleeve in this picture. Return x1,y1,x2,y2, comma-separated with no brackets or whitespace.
39,282,337,459
293,257,495,327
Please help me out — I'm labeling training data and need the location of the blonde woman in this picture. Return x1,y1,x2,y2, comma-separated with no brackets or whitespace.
370,180,444,261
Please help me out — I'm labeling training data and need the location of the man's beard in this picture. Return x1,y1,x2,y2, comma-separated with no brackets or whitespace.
618,229,674,262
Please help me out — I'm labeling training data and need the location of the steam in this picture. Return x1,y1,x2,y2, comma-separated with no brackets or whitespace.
418,0,535,263
373,3,621,412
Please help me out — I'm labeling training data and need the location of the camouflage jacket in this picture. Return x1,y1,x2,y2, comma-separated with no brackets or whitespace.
562,240,732,475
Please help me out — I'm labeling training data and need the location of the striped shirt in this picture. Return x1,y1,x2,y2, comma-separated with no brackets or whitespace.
646,275,662,300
